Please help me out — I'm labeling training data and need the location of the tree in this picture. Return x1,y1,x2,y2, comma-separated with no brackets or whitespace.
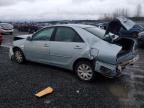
136,4,142,17
112,8,129,18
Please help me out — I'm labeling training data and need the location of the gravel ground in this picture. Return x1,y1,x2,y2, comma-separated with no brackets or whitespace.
0,31,144,108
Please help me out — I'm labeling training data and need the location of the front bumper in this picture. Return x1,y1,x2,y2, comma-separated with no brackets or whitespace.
95,55,139,78
0,29,14,33
9,46,14,60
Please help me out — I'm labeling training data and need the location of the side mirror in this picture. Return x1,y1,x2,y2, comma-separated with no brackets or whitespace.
26,36,32,41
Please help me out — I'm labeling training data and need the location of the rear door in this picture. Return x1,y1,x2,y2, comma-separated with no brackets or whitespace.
49,26,86,66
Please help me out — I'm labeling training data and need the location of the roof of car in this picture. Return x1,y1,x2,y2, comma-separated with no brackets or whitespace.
50,24,96,28
0,23,12,25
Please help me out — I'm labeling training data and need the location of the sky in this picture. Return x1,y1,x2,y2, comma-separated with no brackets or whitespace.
0,0,144,21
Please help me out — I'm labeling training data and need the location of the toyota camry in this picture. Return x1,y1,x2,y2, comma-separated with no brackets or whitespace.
9,24,138,81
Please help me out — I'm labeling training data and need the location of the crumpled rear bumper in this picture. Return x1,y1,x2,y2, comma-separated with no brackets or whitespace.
118,54,139,68
95,54,139,78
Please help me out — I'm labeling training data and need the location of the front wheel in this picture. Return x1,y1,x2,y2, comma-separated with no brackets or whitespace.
75,61,95,81
14,49,25,64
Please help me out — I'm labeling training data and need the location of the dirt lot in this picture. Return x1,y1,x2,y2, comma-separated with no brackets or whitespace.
0,30,144,108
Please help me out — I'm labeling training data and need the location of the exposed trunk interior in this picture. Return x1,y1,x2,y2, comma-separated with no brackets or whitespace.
114,38,135,57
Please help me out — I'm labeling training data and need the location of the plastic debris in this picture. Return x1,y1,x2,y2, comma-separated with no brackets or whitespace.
35,87,54,97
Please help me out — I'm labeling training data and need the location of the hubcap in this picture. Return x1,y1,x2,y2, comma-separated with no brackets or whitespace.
15,51,23,63
77,64,93,80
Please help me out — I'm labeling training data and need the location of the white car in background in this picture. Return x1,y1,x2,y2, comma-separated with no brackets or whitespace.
0,23,14,35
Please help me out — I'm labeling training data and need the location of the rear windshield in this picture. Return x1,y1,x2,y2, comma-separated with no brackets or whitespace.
84,27,106,39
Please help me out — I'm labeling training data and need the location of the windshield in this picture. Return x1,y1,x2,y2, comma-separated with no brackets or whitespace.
84,27,119,43
84,27,106,39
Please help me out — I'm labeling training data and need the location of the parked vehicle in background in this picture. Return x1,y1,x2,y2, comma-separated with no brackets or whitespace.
99,17,144,47
138,31,144,47
9,24,138,81
119,24,144,38
0,23,14,35
0,33,3,45
15,23,45,33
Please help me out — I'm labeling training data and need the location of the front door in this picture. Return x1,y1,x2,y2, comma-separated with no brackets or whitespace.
24,27,54,63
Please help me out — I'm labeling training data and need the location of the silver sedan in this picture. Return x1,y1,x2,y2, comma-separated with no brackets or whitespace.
9,24,138,81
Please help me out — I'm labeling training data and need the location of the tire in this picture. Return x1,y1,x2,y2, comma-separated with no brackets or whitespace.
14,49,25,64
74,61,95,81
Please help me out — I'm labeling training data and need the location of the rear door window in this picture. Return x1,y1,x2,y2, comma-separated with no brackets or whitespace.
54,27,83,42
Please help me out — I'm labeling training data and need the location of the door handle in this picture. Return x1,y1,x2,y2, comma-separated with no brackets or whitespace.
74,45,82,49
44,44,49,47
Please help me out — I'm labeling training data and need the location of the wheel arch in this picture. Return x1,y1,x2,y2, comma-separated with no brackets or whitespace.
13,46,26,58
73,58,95,71
13,46,23,52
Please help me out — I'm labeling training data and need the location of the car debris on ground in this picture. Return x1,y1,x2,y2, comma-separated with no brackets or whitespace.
35,87,54,97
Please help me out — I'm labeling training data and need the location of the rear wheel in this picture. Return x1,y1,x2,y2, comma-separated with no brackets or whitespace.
74,61,95,81
14,49,25,64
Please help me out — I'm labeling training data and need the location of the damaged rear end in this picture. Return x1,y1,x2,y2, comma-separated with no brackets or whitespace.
95,37,138,78
84,26,138,78
114,38,138,70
